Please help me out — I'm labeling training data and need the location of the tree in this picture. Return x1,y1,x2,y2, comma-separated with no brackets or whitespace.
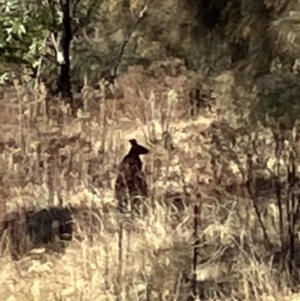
0,0,51,83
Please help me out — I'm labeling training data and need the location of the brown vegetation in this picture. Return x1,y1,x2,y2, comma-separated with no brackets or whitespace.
3,0,300,298
1,57,300,300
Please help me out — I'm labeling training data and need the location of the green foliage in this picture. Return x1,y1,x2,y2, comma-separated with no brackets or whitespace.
0,0,58,83
251,73,300,131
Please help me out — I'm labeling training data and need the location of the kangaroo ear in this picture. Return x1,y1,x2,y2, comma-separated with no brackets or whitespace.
129,139,138,145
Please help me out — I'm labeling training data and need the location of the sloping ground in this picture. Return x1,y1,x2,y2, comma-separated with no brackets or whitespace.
0,63,221,301
0,60,217,213
0,63,299,301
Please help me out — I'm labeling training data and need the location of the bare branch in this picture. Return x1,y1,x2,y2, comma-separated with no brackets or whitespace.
50,33,64,64
110,5,148,82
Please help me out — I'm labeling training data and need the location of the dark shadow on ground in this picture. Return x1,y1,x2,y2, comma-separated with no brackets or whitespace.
0,203,111,260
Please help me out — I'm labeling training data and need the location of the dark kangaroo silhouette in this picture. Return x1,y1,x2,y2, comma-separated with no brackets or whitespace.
115,139,149,213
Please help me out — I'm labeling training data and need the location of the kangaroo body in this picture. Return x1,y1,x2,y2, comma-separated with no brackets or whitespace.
115,139,149,214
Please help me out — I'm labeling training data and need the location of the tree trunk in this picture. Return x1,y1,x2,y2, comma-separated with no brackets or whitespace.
229,39,249,64
248,0,273,78
226,0,249,64
58,0,82,116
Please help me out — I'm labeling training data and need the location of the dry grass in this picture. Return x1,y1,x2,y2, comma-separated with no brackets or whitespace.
0,62,300,301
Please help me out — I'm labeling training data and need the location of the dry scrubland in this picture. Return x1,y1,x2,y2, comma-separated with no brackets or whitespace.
0,61,300,301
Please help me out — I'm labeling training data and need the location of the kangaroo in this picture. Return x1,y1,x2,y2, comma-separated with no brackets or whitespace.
115,139,149,214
